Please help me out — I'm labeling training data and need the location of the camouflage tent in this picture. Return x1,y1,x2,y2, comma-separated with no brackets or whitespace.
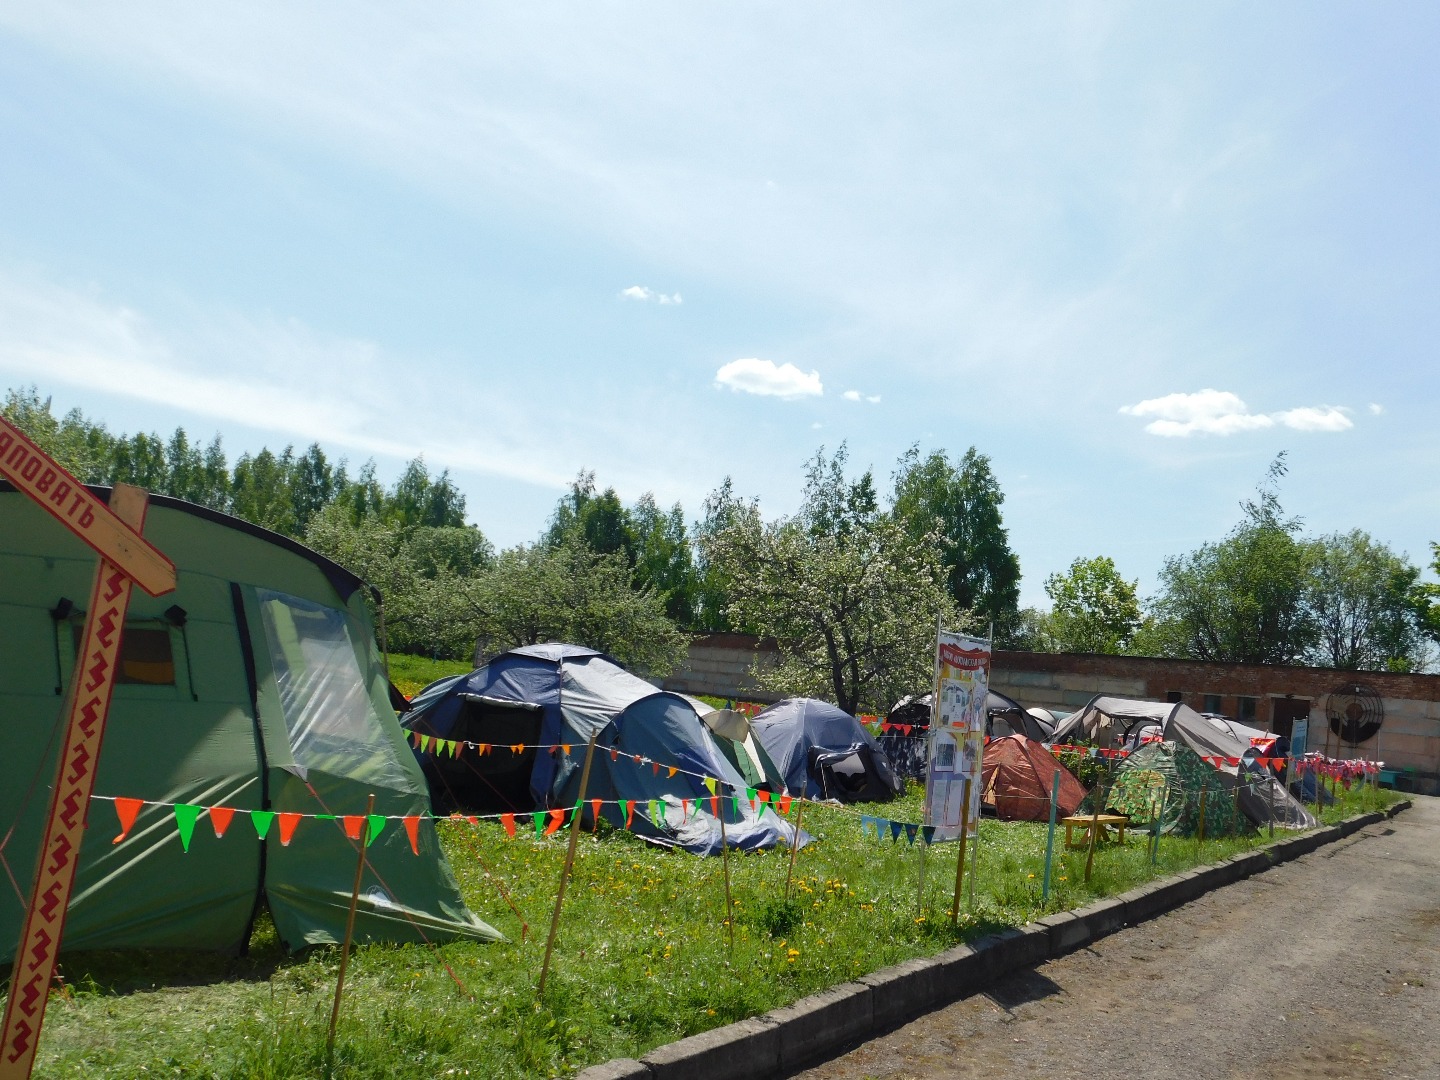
1106,742,1240,837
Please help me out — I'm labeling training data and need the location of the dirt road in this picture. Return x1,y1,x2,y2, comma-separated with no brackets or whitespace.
797,797,1440,1080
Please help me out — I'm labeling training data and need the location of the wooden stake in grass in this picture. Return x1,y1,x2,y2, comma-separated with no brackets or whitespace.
1083,775,1108,886
719,793,735,953
1197,781,1209,845
784,796,804,903
538,734,597,996
949,778,972,926
326,791,376,1076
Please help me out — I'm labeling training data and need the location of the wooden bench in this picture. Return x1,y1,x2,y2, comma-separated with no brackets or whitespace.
1062,813,1130,849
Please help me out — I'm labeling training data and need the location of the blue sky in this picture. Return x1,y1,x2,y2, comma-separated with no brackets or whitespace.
1,4,1435,606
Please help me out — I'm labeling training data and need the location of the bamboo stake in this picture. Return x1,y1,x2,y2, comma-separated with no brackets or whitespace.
326,792,376,1076
538,735,597,995
719,795,734,953
949,779,972,926
1197,781,1209,845
784,796,804,902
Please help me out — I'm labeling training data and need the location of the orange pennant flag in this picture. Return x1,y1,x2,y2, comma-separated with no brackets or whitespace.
403,816,421,855
512,743,525,754
209,806,236,839
277,812,302,846
343,815,366,841
610,748,619,761
652,762,661,776
466,815,479,826
478,743,491,756
544,808,566,835
590,798,603,823
112,797,144,844
562,744,572,756
623,800,635,829
779,795,793,815
501,813,516,838
667,766,677,779
709,795,720,817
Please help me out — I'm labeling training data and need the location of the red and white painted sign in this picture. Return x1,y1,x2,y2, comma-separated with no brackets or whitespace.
0,423,175,1079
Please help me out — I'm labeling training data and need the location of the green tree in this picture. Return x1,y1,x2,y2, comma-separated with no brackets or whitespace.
706,447,962,714
691,477,755,632
1146,454,1314,664
545,470,636,561
387,456,467,529
1414,543,1440,647
1043,556,1142,654
630,492,699,626
230,447,297,534
463,535,686,676
2,386,114,482
1303,530,1427,671
891,445,1021,639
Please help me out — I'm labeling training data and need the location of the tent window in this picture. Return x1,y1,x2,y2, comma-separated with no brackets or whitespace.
70,622,175,686
255,588,407,786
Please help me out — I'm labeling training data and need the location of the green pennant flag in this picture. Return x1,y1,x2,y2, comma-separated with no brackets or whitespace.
733,796,742,816
367,814,386,846
251,810,275,839
419,734,432,754
315,814,335,821
745,787,758,805
533,811,545,839
174,804,202,852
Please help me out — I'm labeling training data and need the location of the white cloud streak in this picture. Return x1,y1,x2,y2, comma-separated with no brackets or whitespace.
714,358,822,399
1120,389,1353,437
620,285,682,305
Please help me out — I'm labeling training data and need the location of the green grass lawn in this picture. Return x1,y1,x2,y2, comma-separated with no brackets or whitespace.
30,782,1395,1078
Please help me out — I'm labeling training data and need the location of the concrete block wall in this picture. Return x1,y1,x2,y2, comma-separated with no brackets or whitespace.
659,633,782,703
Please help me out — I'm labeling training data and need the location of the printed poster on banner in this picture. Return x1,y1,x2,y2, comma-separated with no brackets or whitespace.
924,629,991,841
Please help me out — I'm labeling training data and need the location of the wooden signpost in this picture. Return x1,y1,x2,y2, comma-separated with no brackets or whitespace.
0,417,176,1080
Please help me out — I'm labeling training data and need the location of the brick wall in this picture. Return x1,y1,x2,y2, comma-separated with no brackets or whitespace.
659,634,1440,788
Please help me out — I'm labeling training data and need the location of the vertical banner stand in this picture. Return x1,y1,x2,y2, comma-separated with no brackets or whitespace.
326,792,376,1077
1041,768,1060,903
949,779,972,926
538,735,597,995
0,418,176,1080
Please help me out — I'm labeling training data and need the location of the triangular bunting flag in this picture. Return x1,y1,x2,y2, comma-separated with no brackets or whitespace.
512,743,525,754
921,825,937,844
590,798,602,824
174,804,202,852
478,743,491,756
501,813,516,838
403,816,421,855
667,766,677,778
545,808,566,835
779,795,792,815
623,800,635,829
209,806,235,839
419,734,431,754
652,762,661,776
889,820,903,841
343,815,365,841
533,811,546,839
610,748,619,761
745,787,758,809
904,823,919,845
709,795,720,817
277,812,302,846
562,744,572,756
251,810,275,840
112,797,143,845
367,814,385,846
704,777,717,796
732,796,742,817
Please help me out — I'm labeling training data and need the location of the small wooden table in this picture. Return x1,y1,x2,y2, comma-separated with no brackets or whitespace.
1062,814,1129,849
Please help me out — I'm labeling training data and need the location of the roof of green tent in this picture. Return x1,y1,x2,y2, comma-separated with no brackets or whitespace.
1,483,498,960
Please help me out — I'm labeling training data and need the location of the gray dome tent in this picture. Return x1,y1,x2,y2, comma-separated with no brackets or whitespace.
750,698,903,802
401,645,804,855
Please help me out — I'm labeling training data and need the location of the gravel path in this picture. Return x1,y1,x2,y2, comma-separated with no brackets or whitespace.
797,797,1440,1080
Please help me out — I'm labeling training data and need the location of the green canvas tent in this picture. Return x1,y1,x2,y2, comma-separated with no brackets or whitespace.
1,483,498,961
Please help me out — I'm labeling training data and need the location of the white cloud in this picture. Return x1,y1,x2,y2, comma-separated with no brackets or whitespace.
842,389,861,401
1120,389,1353,437
1368,402,1384,415
867,394,881,404
0,271,574,488
714,358,822,399
842,389,882,404
1273,406,1353,432
620,285,682,305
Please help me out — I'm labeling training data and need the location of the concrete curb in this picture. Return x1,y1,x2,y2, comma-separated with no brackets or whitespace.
575,803,1410,1080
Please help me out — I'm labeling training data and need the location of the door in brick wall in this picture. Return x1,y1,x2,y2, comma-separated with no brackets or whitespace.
1271,697,1310,738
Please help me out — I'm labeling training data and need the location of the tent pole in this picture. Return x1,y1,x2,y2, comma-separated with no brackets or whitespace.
376,592,390,684
538,734,597,996
949,779,971,926
327,792,376,1076
1041,768,1060,903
